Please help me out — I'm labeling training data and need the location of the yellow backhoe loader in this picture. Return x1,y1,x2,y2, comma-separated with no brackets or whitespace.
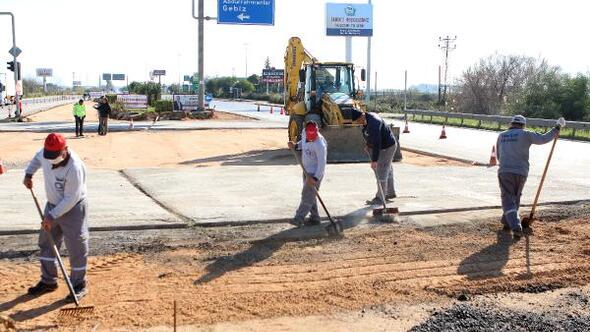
284,37,399,162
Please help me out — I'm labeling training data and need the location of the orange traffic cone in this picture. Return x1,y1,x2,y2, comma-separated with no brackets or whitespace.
270,106,274,114
489,146,498,166
129,118,134,130
403,120,410,133
439,125,447,139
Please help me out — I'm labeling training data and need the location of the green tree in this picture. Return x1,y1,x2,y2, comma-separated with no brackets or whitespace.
264,57,271,69
128,81,162,105
247,74,260,85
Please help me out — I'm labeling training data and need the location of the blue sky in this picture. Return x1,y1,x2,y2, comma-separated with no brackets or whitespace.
0,0,588,92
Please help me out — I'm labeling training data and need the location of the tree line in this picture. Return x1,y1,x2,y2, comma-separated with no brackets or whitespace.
453,54,590,121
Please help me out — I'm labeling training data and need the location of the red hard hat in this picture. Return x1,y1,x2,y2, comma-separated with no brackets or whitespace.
43,133,66,159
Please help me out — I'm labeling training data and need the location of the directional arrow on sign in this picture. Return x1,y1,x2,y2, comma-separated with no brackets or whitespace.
8,46,21,58
237,13,250,21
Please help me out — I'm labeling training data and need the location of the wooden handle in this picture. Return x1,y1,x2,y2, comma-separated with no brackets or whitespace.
529,132,559,219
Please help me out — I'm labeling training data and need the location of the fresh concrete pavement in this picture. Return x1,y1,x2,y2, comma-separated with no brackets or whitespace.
0,169,180,235
1,100,589,234
1,162,587,234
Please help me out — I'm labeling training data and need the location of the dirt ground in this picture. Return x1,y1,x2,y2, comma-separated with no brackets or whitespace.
0,205,589,331
2,104,587,331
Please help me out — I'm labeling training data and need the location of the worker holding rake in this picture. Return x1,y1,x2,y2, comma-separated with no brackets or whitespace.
23,133,90,302
288,121,328,227
496,115,565,238
351,109,398,205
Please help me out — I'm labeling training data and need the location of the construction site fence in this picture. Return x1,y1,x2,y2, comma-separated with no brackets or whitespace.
401,109,590,140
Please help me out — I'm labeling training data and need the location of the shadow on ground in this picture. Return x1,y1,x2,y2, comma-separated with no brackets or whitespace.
0,294,66,322
457,230,516,279
194,206,374,284
181,149,297,166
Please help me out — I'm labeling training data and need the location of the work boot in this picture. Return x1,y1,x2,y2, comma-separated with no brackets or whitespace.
386,193,397,200
512,225,524,240
27,281,58,296
65,281,88,303
365,197,383,205
304,217,321,226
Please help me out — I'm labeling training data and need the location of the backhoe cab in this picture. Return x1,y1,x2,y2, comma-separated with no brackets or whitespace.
285,37,378,162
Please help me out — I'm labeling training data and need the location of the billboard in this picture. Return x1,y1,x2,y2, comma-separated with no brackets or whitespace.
172,94,199,112
152,70,166,76
36,68,53,77
89,92,104,99
102,73,112,81
112,74,126,81
72,81,82,87
262,69,284,83
117,94,148,109
326,3,373,37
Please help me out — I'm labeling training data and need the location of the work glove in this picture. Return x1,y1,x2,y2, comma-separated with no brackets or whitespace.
555,117,566,130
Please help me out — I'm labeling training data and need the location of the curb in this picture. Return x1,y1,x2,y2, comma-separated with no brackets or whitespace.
1,199,587,237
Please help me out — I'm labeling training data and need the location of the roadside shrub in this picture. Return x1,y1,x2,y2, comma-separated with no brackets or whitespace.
154,100,173,113
105,94,117,104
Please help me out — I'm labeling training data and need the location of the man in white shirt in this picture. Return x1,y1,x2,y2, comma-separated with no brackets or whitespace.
23,133,89,302
288,121,328,227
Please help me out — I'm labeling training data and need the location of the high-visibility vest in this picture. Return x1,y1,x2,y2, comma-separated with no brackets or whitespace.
73,103,86,117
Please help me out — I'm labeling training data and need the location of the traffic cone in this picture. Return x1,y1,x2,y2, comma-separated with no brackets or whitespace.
403,120,410,133
270,106,274,114
129,118,134,130
489,146,498,166
439,125,447,139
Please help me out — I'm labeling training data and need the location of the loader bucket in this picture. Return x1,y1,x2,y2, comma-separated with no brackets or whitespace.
321,124,402,163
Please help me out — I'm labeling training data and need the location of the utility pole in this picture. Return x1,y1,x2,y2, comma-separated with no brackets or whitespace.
1,12,20,118
438,35,457,107
364,0,372,104
244,43,248,78
191,0,216,110
404,70,408,111
437,65,441,104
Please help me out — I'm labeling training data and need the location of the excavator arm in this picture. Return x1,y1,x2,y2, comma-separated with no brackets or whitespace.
284,37,316,112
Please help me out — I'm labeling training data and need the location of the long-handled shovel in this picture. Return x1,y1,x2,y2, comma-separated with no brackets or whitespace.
289,147,343,236
521,131,560,228
366,152,399,223
29,189,94,315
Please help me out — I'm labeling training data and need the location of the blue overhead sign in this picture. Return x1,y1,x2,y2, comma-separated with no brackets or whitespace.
218,0,275,25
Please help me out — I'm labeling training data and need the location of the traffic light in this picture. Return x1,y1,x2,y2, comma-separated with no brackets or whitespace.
6,61,21,80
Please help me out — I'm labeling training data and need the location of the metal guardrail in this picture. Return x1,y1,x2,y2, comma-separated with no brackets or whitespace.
403,109,590,134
